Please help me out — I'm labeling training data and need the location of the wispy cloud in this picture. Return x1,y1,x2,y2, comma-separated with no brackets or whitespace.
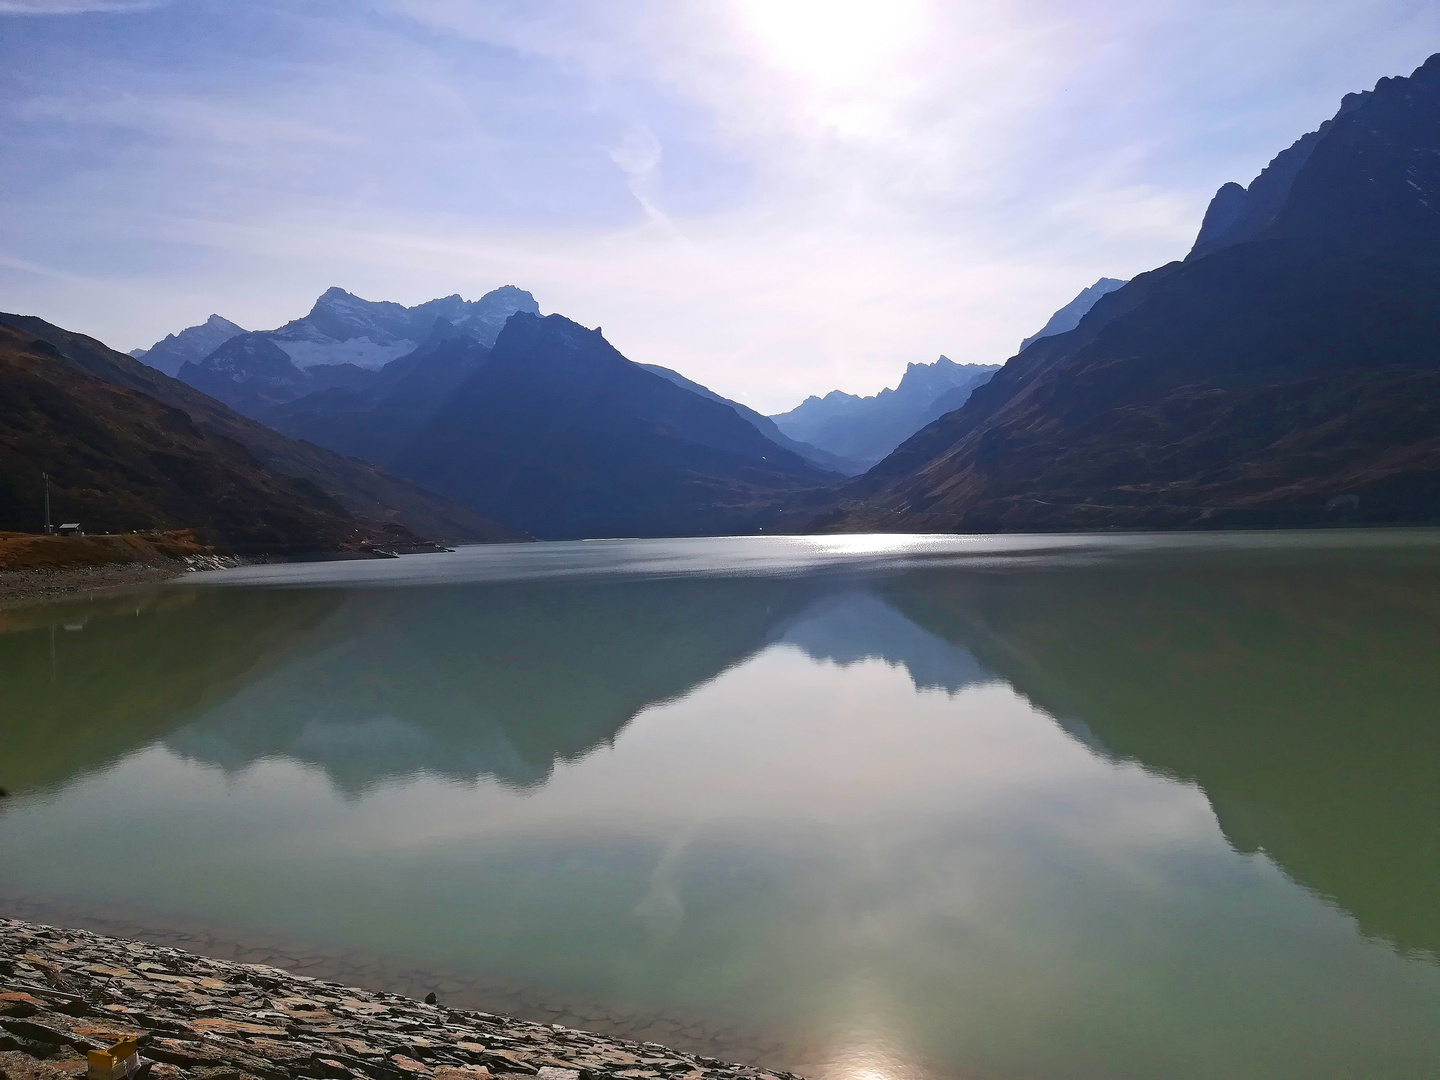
2,0,1438,409
0,0,164,13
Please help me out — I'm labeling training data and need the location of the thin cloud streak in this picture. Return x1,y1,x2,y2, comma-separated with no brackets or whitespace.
0,1,163,12
1,1,1437,410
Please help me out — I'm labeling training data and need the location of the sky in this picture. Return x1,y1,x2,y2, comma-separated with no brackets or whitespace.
1,1,1437,413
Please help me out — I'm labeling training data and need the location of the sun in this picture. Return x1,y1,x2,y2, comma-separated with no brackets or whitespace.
736,0,927,89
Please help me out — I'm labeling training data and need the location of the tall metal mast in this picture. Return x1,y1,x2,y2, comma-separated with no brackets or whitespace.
43,471,51,534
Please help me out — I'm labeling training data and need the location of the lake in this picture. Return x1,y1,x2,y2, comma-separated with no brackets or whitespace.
2,532,1438,1080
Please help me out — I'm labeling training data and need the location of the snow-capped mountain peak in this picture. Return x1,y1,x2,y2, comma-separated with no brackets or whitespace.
131,313,247,376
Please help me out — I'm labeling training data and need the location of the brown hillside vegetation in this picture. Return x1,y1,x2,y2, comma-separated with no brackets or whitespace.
0,313,526,544
0,529,210,571
0,325,390,552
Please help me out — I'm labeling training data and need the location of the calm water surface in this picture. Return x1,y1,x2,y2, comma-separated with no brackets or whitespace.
2,532,1439,1080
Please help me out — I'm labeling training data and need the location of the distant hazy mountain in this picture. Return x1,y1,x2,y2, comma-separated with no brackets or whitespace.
172,286,538,416
130,314,246,377
639,363,863,475
778,589,995,695
814,52,1440,532
771,356,1001,470
1018,278,1127,352
391,312,838,539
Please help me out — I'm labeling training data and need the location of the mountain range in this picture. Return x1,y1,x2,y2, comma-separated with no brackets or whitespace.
11,544,1434,956
810,52,1440,531
135,287,847,539
17,52,1440,547
770,356,1000,470
389,312,835,539
165,286,541,418
129,314,245,377
766,277,1125,473
115,248,1149,542
0,313,522,548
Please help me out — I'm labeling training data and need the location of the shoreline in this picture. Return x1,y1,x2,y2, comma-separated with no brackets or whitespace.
0,899,794,1073
0,919,803,1080
0,563,188,613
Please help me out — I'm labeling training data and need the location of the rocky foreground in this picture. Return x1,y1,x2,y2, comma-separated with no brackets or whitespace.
0,922,801,1080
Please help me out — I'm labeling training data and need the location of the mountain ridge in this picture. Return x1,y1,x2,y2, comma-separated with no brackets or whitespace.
131,313,247,377
170,286,540,419
391,312,838,539
771,355,1001,469
804,51,1440,533
0,312,524,544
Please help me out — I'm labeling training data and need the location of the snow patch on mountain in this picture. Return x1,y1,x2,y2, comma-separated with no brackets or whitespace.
274,336,420,370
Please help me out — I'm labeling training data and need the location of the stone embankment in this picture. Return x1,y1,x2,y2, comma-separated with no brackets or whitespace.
0,532,245,611
0,923,802,1080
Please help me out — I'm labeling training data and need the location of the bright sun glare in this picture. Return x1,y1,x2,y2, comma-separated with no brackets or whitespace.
737,0,927,87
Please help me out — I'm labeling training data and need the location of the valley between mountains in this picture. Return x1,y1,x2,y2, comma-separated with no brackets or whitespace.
7,53,1440,550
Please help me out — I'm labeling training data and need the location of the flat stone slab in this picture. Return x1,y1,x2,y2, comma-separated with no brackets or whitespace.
0,922,802,1080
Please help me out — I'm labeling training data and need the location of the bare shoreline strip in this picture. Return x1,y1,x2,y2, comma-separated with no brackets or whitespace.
0,920,803,1080
0,565,185,613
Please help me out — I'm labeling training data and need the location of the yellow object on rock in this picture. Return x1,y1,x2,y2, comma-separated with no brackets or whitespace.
87,1037,140,1080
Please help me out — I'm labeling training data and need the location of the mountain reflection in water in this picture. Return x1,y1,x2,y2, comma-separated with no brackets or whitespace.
166,577,823,790
0,588,340,792
5,536,1434,961
884,551,1440,958
164,580,1000,792
2,534,1438,1079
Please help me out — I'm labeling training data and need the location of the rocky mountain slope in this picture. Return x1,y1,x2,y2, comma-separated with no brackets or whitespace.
130,314,246,377
392,313,838,539
638,363,860,474
0,314,523,544
1017,278,1126,351
771,356,1001,470
147,286,845,538
813,52,1440,532
267,285,538,369
0,324,371,552
173,287,539,417
263,330,493,468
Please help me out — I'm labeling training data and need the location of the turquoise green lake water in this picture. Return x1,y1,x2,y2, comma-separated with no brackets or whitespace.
2,532,1438,1079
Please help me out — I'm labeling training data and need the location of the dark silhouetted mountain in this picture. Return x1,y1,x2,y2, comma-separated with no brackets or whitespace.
178,332,313,418
0,313,524,543
131,314,246,377
265,330,492,466
639,363,863,475
0,322,371,551
771,356,1001,469
1017,278,1127,351
886,543,1440,956
814,53,1440,532
391,313,838,539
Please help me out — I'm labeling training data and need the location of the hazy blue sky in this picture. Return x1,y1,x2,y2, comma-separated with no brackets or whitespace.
2,0,1437,411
